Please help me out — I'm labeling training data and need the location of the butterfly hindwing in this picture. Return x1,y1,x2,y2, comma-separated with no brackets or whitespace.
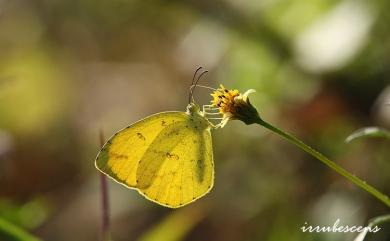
137,119,214,207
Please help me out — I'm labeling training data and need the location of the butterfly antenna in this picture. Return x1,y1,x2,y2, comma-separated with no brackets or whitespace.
189,70,208,104
188,66,203,104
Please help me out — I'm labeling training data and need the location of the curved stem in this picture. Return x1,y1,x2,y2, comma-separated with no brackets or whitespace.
256,118,390,207
368,214,390,226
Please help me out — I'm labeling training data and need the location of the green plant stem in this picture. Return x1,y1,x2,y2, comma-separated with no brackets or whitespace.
256,118,390,207
0,217,42,241
368,214,390,226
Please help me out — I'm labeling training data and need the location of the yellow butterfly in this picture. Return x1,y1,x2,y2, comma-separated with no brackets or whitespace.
95,68,223,208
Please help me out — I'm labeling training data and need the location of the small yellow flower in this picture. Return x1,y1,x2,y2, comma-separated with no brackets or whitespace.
210,84,259,127
211,84,240,114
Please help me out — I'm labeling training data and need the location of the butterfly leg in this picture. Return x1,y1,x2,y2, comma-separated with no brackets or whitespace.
202,105,220,115
202,104,224,129
190,84,216,91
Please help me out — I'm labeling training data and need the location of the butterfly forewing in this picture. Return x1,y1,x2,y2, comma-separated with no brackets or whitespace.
96,112,188,186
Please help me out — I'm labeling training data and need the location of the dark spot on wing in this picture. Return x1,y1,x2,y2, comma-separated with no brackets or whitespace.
110,152,128,160
196,159,205,182
166,152,179,160
161,120,167,126
197,160,202,169
169,130,179,136
137,133,146,141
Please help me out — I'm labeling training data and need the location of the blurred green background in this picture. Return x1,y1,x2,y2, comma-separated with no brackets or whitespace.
0,0,389,241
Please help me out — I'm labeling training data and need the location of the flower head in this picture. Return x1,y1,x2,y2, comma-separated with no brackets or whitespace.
210,84,260,127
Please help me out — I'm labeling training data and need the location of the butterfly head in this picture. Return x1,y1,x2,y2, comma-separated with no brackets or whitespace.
186,102,201,115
